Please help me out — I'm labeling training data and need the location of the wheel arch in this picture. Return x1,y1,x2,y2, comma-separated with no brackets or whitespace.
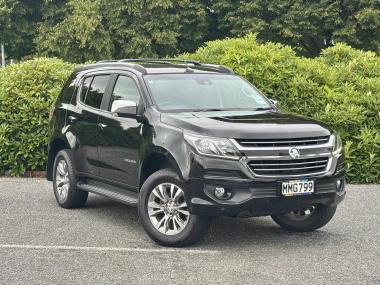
47,138,70,181
139,149,183,188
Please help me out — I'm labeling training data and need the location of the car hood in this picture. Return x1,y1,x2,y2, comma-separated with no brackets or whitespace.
160,110,332,139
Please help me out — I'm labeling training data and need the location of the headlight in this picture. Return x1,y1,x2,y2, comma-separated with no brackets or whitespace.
332,133,342,156
183,133,241,160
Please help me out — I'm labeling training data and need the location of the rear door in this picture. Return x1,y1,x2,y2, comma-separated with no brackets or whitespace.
97,72,143,188
66,73,112,177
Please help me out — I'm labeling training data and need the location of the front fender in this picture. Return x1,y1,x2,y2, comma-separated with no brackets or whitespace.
147,122,191,181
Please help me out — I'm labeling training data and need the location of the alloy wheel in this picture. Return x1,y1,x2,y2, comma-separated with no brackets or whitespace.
147,183,190,235
55,159,69,202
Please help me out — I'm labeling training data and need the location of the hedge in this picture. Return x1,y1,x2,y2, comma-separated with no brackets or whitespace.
181,34,380,183
0,36,379,183
0,58,75,176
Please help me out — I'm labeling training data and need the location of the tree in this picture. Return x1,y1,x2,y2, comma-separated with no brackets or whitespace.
103,0,208,58
208,0,380,56
1,0,379,60
35,0,208,62
0,0,44,59
36,0,113,62
333,1,380,53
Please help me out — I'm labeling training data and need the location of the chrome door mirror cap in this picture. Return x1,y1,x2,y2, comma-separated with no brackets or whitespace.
111,100,137,117
269,99,278,108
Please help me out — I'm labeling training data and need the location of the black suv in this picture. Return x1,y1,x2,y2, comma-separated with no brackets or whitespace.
47,59,346,247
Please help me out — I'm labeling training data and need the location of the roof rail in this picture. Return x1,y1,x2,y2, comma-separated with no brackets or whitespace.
95,58,234,74
96,60,118,63
201,64,234,74
118,59,234,74
94,60,147,74
118,58,201,65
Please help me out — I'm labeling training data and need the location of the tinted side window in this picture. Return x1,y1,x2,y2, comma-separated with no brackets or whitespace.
80,76,93,102
110,76,140,109
57,72,78,104
84,75,110,109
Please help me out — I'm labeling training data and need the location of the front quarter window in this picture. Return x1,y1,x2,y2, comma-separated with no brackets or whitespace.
109,75,141,109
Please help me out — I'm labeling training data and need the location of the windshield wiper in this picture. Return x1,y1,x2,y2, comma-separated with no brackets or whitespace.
252,107,273,111
190,108,226,112
189,107,273,112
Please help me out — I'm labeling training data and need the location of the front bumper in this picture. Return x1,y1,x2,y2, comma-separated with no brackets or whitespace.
187,175,346,217
184,140,346,217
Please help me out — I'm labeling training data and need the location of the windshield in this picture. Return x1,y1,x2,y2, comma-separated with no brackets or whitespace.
144,74,272,112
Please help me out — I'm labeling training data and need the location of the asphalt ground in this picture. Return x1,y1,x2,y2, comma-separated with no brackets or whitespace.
0,179,379,285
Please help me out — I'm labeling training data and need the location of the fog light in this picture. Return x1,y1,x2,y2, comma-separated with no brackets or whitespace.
336,179,344,192
214,187,225,198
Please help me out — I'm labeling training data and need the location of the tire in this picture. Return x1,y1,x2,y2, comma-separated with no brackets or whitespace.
138,169,210,247
52,149,88,209
271,204,337,232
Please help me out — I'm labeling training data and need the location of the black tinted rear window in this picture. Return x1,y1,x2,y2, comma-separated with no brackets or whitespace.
80,77,93,102
57,73,77,104
83,75,110,109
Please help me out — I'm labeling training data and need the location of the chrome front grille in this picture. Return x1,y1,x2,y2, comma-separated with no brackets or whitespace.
235,136,330,148
248,157,329,176
231,135,334,178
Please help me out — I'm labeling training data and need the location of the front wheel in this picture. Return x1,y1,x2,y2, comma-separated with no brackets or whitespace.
271,204,337,232
138,169,210,247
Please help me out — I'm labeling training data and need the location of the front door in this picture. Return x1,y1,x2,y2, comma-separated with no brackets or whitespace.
97,74,143,188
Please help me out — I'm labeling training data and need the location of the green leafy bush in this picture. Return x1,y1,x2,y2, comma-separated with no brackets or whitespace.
181,35,380,183
0,58,75,175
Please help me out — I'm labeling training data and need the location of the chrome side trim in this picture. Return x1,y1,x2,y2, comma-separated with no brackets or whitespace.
77,181,138,206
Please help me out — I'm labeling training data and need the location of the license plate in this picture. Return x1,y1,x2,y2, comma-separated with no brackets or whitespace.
282,180,314,196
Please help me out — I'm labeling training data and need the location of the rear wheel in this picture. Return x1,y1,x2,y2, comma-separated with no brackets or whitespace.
271,204,337,232
138,169,210,247
53,150,88,208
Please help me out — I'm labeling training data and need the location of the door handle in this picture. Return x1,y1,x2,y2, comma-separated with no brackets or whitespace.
67,115,77,123
98,123,107,129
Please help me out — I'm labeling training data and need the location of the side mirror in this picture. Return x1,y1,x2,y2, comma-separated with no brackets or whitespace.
269,99,279,108
111,100,137,118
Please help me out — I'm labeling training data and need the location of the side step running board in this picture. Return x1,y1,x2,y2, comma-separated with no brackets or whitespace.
77,181,138,206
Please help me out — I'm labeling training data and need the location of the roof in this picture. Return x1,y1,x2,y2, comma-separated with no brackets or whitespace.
76,59,234,75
